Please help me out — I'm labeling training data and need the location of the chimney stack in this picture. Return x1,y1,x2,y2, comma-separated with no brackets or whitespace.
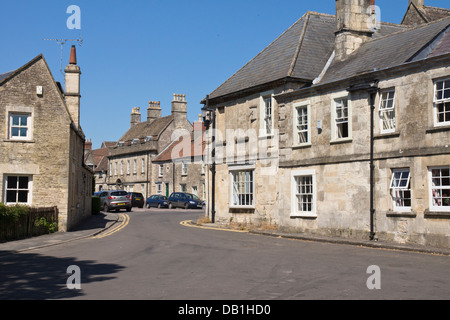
147,101,162,122
65,45,81,128
172,94,187,129
335,0,375,61
84,138,92,150
130,107,141,127
410,0,424,8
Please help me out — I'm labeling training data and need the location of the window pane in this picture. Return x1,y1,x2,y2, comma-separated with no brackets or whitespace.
20,116,28,126
17,191,28,203
19,128,28,137
12,115,20,126
6,190,17,203
7,176,18,189
11,127,19,137
18,177,29,189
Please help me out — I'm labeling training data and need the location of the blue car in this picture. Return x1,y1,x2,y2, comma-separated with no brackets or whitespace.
145,195,169,209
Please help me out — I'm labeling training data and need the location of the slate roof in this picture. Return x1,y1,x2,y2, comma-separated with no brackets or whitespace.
119,115,173,142
318,17,450,85
402,4,450,25
208,12,406,100
0,70,15,84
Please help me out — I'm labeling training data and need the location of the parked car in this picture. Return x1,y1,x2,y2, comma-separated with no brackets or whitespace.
129,192,144,208
93,191,103,197
145,195,169,208
99,190,132,212
167,192,204,209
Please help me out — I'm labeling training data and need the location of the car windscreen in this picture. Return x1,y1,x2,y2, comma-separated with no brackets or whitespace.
111,191,128,196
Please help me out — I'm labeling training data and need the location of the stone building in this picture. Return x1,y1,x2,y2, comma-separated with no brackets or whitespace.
203,0,450,248
0,46,92,231
107,94,193,198
84,140,116,193
153,116,206,199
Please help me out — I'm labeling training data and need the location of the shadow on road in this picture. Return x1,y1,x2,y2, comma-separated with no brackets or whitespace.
0,250,124,300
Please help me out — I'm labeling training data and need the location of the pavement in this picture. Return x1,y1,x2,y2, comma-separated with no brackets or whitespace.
1,211,450,257
0,212,120,256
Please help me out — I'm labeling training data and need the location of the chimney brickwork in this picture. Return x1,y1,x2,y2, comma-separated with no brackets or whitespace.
335,0,375,61
64,45,81,128
172,94,187,129
147,101,162,122
130,107,141,127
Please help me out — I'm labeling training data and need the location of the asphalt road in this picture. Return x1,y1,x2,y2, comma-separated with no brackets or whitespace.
1,207,449,301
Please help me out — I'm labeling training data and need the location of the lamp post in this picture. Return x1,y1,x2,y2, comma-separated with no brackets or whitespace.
202,95,216,223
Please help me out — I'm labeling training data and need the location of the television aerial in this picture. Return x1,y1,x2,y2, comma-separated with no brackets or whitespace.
43,36,83,77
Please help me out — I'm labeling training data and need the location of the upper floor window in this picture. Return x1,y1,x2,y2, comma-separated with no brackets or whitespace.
182,161,188,175
260,91,274,137
332,97,351,141
294,103,310,145
434,79,450,126
379,89,396,133
9,113,31,140
159,164,164,177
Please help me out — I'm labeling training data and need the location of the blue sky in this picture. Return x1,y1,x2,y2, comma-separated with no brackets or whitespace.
0,0,447,149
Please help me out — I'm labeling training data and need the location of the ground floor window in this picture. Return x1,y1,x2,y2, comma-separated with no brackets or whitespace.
291,169,316,217
430,167,450,211
230,169,254,208
4,175,31,205
156,183,162,195
390,169,411,211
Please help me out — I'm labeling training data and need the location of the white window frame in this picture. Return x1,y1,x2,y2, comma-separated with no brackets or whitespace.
291,169,317,218
141,158,145,174
389,169,412,212
4,175,32,205
331,94,352,142
180,183,187,193
5,106,34,141
133,159,137,174
127,160,130,175
379,89,396,133
229,165,255,209
8,113,32,141
182,161,188,176
429,166,450,212
293,101,311,146
192,186,198,196
120,161,124,176
433,79,450,127
158,164,164,177
156,183,162,195
260,91,274,137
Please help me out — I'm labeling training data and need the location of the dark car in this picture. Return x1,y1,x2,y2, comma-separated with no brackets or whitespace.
168,192,204,209
145,195,169,208
129,192,144,208
99,190,132,212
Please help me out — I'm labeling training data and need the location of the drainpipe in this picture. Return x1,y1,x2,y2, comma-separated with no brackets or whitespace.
348,81,378,241
367,83,378,241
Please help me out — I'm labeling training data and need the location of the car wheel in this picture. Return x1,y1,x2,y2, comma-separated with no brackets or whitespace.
184,203,189,210
126,207,131,212
146,203,151,209
157,203,161,209
169,203,173,209
103,204,109,212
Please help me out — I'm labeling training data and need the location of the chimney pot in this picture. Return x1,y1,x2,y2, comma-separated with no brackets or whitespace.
69,45,77,65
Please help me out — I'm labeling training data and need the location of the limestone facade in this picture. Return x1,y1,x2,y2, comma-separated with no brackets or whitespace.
0,53,92,232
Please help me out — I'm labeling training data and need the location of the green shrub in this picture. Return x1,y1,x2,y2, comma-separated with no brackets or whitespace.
0,204,29,222
92,196,101,215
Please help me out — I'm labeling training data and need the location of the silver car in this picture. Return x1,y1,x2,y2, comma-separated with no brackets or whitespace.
99,190,132,212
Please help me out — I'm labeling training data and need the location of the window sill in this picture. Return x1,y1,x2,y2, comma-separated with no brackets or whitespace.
426,125,450,134
386,210,416,218
424,209,450,218
290,213,317,219
330,138,352,145
4,139,35,143
292,143,312,150
374,132,400,140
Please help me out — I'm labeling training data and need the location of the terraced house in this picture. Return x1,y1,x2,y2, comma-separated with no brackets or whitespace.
107,94,193,198
203,0,450,249
0,46,92,231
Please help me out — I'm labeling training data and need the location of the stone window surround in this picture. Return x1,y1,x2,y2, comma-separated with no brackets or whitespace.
3,174,33,205
389,168,412,213
260,90,275,138
229,164,255,209
290,169,317,219
292,100,311,147
330,92,352,143
378,88,396,134
429,166,450,212
4,106,34,142
433,78,450,127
